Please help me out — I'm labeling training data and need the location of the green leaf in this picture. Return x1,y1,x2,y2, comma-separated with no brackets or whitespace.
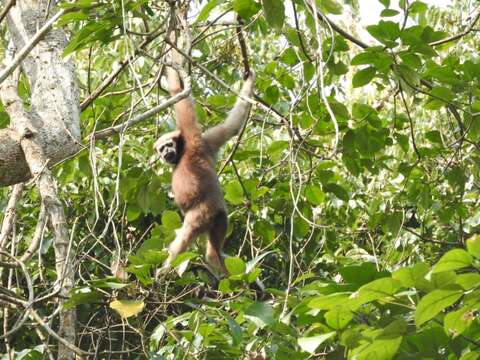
351,52,378,66
324,183,349,201
467,235,480,259
125,264,152,286
460,352,480,360
305,184,325,205
355,278,402,305
324,307,353,329
142,250,168,266
226,315,243,346
225,180,244,205
161,210,182,230
136,186,149,213
58,12,89,26
246,251,274,273
253,220,275,243
261,0,285,30
444,307,474,338
415,285,463,326
233,0,261,19
316,0,342,15
456,273,480,290
88,278,129,289
367,20,400,46
245,303,275,328
308,293,351,310
110,300,145,319
170,252,197,268
352,336,402,360
425,130,443,145
381,9,399,17
352,67,376,88
65,288,101,309
432,249,473,273
195,0,221,23
392,262,429,289
218,278,232,293
395,64,420,87
298,332,336,353
225,257,246,276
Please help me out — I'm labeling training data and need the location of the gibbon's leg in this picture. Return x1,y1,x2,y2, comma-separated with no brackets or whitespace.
163,212,202,270
205,211,228,274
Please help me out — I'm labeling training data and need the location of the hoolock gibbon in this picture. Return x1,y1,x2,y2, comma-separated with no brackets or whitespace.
154,59,254,274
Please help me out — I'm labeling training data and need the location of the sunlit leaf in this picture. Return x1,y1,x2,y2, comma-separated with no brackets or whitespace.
110,300,145,319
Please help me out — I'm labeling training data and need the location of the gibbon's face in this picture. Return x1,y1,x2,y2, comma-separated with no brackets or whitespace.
155,137,178,164
154,132,181,165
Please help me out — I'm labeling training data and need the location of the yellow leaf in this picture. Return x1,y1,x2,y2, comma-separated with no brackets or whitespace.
109,300,144,319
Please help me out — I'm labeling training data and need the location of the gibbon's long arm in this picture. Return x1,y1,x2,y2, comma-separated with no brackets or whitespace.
203,73,255,152
166,33,201,141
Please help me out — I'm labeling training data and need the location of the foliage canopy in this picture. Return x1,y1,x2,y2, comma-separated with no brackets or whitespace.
1,0,480,359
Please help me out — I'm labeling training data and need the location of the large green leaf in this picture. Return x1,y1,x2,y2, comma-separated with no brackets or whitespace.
195,0,221,22
298,332,336,353
354,278,402,306
367,20,401,46
467,235,480,259
245,303,275,328
352,67,377,87
415,285,464,326
233,0,261,19
432,249,473,274
261,0,285,30
225,257,246,276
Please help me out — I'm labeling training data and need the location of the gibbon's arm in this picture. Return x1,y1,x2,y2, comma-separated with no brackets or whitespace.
166,31,201,141
203,73,255,153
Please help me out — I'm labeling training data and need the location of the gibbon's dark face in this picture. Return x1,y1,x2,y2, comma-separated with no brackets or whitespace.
156,137,178,164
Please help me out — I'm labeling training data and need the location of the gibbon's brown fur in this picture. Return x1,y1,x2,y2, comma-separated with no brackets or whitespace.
154,54,255,274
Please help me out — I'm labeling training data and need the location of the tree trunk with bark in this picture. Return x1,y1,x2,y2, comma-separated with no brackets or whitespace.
0,1,81,359
0,0,81,187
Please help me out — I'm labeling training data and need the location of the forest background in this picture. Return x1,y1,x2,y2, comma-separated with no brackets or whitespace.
1,0,480,359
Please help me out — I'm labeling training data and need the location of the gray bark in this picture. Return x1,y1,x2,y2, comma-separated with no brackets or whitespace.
0,1,81,358
0,0,81,187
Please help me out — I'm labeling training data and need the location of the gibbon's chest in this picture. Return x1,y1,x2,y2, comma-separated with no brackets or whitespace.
171,150,220,211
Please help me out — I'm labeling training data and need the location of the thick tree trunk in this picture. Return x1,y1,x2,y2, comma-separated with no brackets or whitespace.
0,1,81,358
0,0,81,187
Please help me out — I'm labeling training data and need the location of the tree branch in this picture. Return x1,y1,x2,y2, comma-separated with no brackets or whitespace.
0,0,15,25
430,11,480,46
90,87,191,139
0,183,24,251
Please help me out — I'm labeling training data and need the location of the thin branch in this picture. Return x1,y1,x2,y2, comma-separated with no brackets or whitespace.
90,88,191,139
398,85,421,160
29,309,92,357
20,202,46,263
0,0,15,25
0,8,65,85
292,1,313,62
0,251,33,340
80,30,164,111
430,11,480,46
310,6,467,135
236,14,251,78
0,183,24,250
308,7,368,49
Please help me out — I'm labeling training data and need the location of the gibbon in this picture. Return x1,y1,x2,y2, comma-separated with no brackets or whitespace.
154,63,255,274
